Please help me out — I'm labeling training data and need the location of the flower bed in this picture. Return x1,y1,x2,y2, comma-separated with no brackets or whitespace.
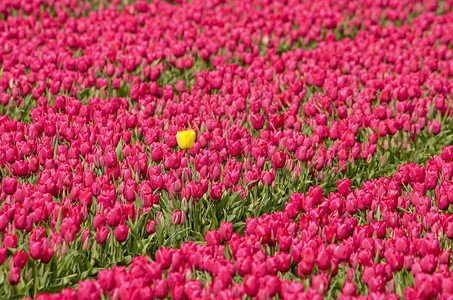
0,0,452,299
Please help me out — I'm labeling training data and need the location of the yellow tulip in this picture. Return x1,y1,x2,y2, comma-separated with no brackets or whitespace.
176,129,196,150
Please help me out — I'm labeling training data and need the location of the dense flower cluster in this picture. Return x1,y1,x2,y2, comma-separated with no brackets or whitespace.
0,0,451,299
32,151,453,299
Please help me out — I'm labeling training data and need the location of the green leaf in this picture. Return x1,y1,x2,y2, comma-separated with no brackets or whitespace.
397,207,407,213
55,208,63,234
39,284,70,294
226,214,236,222
116,139,123,161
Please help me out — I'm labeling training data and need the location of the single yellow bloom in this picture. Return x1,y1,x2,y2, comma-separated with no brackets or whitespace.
176,129,196,150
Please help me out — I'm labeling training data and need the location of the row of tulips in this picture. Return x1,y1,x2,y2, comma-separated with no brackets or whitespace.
28,148,453,299
0,0,450,113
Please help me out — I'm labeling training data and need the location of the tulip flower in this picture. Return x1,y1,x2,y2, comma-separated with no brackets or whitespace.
0,247,6,265
337,178,351,196
146,220,157,235
154,279,169,299
2,177,18,195
8,267,21,286
115,225,129,243
176,130,196,150
78,280,102,300
171,211,185,225
219,222,233,241
244,275,259,297
312,274,329,294
98,270,114,291
155,248,173,270
209,182,223,201
41,247,54,264
30,241,43,260
205,230,220,246
96,226,110,245
3,234,17,249
0,214,9,232
271,151,286,169
342,281,357,296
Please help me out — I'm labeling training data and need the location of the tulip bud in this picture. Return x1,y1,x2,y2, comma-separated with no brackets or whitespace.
342,281,356,296
151,146,163,163
146,220,157,235
98,269,114,291
285,202,298,219
439,249,450,265
271,151,286,169
0,247,6,265
82,230,90,251
106,207,121,228
174,80,186,93
316,246,331,270
443,146,453,162
13,251,28,268
205,230,220,246
2,177,18,195
180,211,186,224
60,241,68,257
420,254,438,274
157,212,164,225
92,214,106,231
317,171,324,182
115,225,129,243
104,151,118,169
4,234,18,248
244,275,259,297
219,222,233,242
261,171,275,186
297,260,313,278
210,182,223,201
155,248,173,270
312,274,329,294
8,267,21,285
250,114,265,130
181,198,188,212
154,279,169,299
41,247,54,264
256,156,266,169
337,178,351,196
29,241,42,260
445,221,453,239
385,249,403,272
171,211,181,225
96,226,110,245
176,130,196,150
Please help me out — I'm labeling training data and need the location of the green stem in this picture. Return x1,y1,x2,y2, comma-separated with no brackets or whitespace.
117,242,121,262
110,232,114,263
34,260,38,297
186,150,191,181
100,244,105,266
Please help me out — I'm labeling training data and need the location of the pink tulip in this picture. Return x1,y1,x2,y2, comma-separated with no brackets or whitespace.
114,225,129,243
244,274,259,297
219,222,233,242
8,267,21,286
95,226,110,245
337,178,351,196
205,230,220,246
2,177,18,195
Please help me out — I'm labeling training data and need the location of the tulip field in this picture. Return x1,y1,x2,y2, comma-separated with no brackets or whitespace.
2,0,453,299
